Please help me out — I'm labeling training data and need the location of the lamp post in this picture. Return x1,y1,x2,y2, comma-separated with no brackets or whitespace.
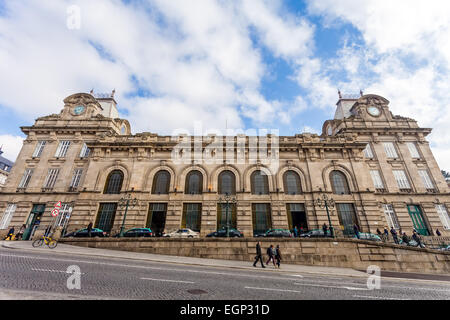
118,193,138,237
315,193,335,238
218,192,237,237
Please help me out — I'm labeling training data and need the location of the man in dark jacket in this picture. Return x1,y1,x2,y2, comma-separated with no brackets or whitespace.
322,223,328,237
253,241,265,268
87,222,93,237
353,224,360,239
390,227,399,244
266,245,276,266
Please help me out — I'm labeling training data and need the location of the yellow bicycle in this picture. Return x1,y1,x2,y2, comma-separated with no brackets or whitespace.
32,235,57,249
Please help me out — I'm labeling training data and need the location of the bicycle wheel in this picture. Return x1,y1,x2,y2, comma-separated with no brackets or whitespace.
48,240,58,249
32,239,44,247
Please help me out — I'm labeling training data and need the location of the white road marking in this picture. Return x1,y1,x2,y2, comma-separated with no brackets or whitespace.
353,295,410,300
31,268,84,274
293,282,369,291
140,278,195,284
245,286,304,294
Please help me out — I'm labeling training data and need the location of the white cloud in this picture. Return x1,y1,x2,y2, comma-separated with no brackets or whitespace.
0,135,24,162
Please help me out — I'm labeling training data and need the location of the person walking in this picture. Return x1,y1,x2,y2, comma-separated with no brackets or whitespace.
322,223,328,237
87,222,93,237
436,229,442,236
412,230,424,248
253,241,265,268
376,228,382,238
266,245,276,267
390,227,399,244
383,227,389,242
293,226,298,238
275,245,282,268
5,227,15,240
353,224,360,239
16,224,26,240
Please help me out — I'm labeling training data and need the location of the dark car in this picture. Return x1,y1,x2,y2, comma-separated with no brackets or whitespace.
206,228,243,238
299,229,331,238
261,229,293,238
64,228,106,238
115,228,153,238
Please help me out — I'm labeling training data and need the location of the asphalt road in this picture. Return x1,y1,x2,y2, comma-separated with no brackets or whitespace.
0,246,449,300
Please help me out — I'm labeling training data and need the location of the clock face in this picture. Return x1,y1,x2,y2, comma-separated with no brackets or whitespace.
74,105,85,115
367,106,381,116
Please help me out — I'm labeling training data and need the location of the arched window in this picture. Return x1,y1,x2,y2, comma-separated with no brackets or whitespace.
104,170,124,194
251,170,269,195
283,170,302,195
218,170,236,195
152,170,170,194
185,170,203,194
330,170,350,195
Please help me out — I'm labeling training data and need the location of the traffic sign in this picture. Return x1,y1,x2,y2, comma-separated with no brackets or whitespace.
51,209,60,217
54,201,62,209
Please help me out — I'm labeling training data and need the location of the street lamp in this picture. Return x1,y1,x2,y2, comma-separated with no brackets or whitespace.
315,193,335,238
218,192,237,237
118,193,138,237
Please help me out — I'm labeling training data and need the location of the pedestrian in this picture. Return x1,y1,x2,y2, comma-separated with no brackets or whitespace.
87,221,93,237
390,227,399,244
353,224,360,239
412,230,424,248
322,223,328,237
16,224,26,240
376,228,382,237
253,241,265,268
293,226,298,238
383,227,389,242
275,245,282,268
5,227,15,240
436,229,442,236
266,245,276,266
401,232,409,244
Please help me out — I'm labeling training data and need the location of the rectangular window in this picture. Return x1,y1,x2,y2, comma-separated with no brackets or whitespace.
18,169,33,188
363,143,374,158
383,142,398,158
370,170,384,189
55,141,71,158
55,204,72,227
418,170,434,190
252,203,272,236
43,169,60,189
407,142,420,159
79,143,90,158
436,204,450,230
336,203,358,236
393,170,411,189
32,141,46,158
383,204,400,229
70,169,83,188
182,203,202,232
0,204,16,229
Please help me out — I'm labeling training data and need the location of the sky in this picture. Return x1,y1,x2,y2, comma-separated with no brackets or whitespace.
0,0,450,171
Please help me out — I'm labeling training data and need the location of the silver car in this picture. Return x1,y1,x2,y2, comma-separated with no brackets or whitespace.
163,228,200,238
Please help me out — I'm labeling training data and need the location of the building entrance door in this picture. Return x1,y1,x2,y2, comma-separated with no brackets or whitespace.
95,203,117,235
407,205,430,236
147,203,167,237
286,203,308,233
23,204,46,240
336,203,358,236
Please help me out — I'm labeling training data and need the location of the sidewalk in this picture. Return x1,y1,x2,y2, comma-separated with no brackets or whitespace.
1,240,367,278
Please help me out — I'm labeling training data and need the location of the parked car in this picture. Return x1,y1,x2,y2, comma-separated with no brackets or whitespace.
299,229,331,238
439,245,450,251
259,229,293,238
113,228,153,238
399,239,426,248
163,228,199,238
206,228,243,238
354,232,382,242
64,228,106,238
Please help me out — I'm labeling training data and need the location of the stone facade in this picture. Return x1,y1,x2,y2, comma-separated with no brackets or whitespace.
0,92,449,239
